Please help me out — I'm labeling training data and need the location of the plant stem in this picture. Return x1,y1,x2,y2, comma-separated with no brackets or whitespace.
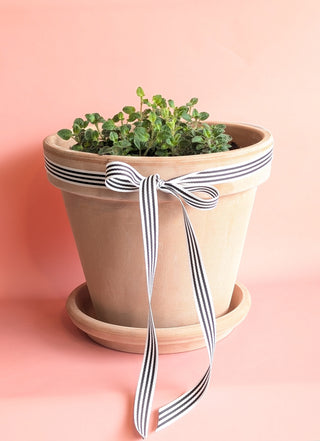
140,97,143,121
94,123,102,136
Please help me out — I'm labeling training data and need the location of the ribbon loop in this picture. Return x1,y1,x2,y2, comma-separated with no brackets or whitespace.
160,181,219,210
105,161,144,191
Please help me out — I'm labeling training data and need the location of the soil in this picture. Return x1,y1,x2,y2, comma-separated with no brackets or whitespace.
229,141,240,150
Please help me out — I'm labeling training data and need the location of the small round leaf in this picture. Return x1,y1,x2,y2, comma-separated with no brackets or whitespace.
136,87,145,97
122,106,136,115
57,129,73,140
192,136,203,143
199,112,209,121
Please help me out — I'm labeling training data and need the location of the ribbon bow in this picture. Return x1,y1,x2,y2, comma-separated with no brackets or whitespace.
105,162,218,438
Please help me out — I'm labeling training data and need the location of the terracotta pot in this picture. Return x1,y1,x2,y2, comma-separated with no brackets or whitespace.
43,122,272,338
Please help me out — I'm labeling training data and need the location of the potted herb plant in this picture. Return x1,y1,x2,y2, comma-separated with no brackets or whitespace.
43,87,273,438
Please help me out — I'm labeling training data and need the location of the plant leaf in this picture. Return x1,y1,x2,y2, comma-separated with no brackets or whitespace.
71,144,84,151
118,139,132,148
85,113,96,123
192,108,199,118
73,118,87,129
128,112,140,122
148,112,157,123
72,124,81,135
109,131,119,143
199,112,209,121
122,106,136,115
192,136,203,143
134,126,150,142
102,119,117,131
136,86,145,97
188,97,198,106
57,129,73,140
182,112,192,122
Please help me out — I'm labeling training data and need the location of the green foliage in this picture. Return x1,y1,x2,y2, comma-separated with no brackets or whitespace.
57,88,233,156
57,129,73,140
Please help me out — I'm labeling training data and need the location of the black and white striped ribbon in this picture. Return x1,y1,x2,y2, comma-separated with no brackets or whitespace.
45,146,273,438
44,147,273,189
105,162,219,438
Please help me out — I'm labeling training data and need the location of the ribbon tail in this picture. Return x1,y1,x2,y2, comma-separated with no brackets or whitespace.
134,176,160,439
157,202,216,432
134,311,158,438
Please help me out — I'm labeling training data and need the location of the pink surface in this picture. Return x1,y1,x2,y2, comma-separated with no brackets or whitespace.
1,279,319,440
1,0,319,440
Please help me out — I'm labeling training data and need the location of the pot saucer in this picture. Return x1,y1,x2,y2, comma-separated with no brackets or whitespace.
66,282,251,354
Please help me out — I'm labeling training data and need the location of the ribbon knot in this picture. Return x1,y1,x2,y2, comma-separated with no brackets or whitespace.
155,174,165,190
105,161,218,438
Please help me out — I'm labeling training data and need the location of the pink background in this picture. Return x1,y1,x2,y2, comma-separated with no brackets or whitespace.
1,1,319,440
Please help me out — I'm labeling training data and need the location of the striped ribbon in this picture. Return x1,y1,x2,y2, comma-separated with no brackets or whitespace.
45,146,273,438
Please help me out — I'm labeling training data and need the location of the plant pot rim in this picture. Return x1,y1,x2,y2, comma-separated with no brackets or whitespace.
43,121,273,166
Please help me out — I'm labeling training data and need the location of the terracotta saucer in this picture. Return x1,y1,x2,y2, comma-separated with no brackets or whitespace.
66,282,251,354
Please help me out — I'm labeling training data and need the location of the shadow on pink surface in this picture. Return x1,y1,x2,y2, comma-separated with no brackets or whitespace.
0,296,139,394
0,296,146,438
0,147,83,299
1,277,319,393
0,277,319,440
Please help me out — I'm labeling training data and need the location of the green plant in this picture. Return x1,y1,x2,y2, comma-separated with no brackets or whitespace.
57,87,232,156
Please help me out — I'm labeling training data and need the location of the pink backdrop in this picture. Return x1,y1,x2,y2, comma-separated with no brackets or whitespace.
1,1,319,440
